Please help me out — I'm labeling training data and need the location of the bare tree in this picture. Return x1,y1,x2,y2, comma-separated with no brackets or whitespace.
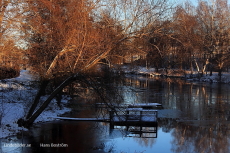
17,0,172,127
0,1,25,78
196,0,230,78
172,3,202,74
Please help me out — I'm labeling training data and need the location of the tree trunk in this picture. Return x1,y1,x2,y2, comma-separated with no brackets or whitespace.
18,73,117,128
208,62,213,76
19,74,79,127
218,68,222,81
210,69,212,76
190,59,193,75
26,80,50,119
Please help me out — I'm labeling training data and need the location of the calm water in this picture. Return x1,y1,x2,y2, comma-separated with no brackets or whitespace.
2,76,230,153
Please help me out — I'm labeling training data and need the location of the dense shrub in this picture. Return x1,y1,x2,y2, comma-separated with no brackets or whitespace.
0,67,20,79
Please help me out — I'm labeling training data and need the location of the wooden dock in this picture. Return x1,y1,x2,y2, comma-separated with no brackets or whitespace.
109,108,158,128
51,108,158,128
51,103,160,138
52,103,160,131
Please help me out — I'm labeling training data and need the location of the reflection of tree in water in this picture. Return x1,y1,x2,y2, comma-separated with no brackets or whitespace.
63,75,230,152
157,82,230,153
171,122,230,153
133,136,156,148
158,118,177,133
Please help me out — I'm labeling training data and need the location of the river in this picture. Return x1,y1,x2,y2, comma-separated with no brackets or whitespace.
1,75,230,153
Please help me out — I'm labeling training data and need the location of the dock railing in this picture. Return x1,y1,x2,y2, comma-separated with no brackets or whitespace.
109,108,158,129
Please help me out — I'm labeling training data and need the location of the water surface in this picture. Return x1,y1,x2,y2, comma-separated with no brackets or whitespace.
1,76,230,153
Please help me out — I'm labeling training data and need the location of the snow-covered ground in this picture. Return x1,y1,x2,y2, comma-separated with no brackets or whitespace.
118,65,230,84
0,70,71,138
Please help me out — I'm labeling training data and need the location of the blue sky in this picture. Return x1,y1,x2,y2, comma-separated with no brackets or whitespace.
175,0,230,6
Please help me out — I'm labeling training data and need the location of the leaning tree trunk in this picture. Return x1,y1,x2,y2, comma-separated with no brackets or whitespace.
18,41,126,127
18,74,79,128
18,73,117,128
26,80,50,119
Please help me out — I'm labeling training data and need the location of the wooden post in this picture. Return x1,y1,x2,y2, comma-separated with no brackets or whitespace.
109,110,114,129
126,110,129,122
140,126,143,137
140,110,142,122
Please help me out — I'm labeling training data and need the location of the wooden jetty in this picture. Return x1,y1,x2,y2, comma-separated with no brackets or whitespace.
52,103,160,131
51,108,158,128
52,108,157,121
51,103,160,138
109,108,158,129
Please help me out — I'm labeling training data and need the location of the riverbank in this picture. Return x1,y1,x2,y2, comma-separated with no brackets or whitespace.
0,70,71,138
116,65,230,84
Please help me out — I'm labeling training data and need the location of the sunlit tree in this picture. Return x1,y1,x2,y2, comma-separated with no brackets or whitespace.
0,1,25,79
196,0,230,78
18,0,172,127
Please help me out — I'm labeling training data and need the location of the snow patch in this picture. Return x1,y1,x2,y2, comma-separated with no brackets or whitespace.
0,70,71,138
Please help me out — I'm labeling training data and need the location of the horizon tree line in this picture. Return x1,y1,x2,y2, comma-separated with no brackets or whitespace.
1,0,230,78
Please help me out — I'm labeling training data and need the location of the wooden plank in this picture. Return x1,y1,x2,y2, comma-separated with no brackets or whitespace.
51,117,109,122
128,103,162,109
126,108,143,111
52,115,157,122
113,120,158,127
95,103,127,107
112,115,157,122
125,108,158,112
129,103,162,107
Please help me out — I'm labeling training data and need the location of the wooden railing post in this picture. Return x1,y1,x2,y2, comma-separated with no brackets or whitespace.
126,110,129,122
109,110,114,129
140,110,142,122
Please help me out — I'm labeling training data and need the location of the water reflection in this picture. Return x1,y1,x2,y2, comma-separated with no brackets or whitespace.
2,76,230,153
123,76,230,153
125,76,230,121
171,122,230,153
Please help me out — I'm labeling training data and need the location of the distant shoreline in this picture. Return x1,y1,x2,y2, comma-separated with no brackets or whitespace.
115,65,230,84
